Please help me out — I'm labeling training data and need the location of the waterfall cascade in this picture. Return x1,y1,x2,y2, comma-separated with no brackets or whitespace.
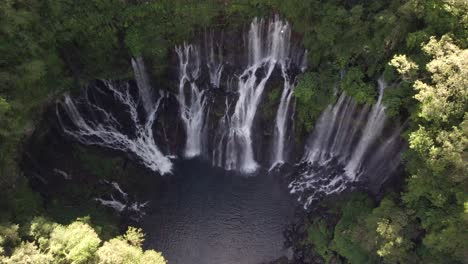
205,29,224,88
271,68,295,169
131,56,154,114
176,44,207,158
271,43,307,168
289,78,404,208
222,18,285,173
173,16,306,172
57,17,306,175
56,17,403,210
345,79,388,177
215,18,305,173
57,80,173,175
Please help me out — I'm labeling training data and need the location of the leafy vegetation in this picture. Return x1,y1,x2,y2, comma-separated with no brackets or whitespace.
293,71,336,132
306,218,333,262
303,1,467,262
0,218,166,263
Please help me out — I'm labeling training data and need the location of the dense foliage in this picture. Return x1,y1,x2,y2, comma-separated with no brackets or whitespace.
301,1,467,263
0,217,166,264
0,0,466,263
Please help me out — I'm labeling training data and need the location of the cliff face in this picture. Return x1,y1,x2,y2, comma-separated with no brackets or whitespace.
22,17,404,219
159,17,307,171
50,17,306,174
20,18,307,222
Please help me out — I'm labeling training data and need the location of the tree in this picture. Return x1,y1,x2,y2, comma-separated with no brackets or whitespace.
293,72,335,132
3,242,53,264
331,194,377,264
413,35,467,123
47,220,101,264
1,219,166,264
340,67,376,105
96,227,166,264
389,55,419,81
0,223,19,255
306,218,334,262
28,217,56,250
365,198,417,264
390,35,468,262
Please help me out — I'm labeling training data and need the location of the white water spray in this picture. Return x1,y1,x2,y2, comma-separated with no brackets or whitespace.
205,30,224,88
131,56,153,114
270,49,307,169
95,181,148,221
345,78,388,177
57,81,173,175
176,44,207,158
289,78,402,208
222,18,294,173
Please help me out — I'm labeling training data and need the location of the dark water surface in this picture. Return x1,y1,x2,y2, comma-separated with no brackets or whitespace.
140,160,295,264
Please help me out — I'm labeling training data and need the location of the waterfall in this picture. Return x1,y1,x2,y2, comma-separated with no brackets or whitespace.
344,79,388,177
271,81,293,168
220,17,298,173
176,44,207,158
171,17,305,172
205,29,224,88
59,17,306,175
212,99,231,168
54,17,405,211
289,78,403,209
271,46,307,169
365,126,404,188
57,80,173,175
131,56,153,114
303,93,349,164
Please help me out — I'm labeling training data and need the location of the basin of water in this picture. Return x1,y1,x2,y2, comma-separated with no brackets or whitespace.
140,160,295,264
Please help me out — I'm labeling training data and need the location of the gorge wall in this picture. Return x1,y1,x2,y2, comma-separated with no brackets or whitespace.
53,17,404,210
